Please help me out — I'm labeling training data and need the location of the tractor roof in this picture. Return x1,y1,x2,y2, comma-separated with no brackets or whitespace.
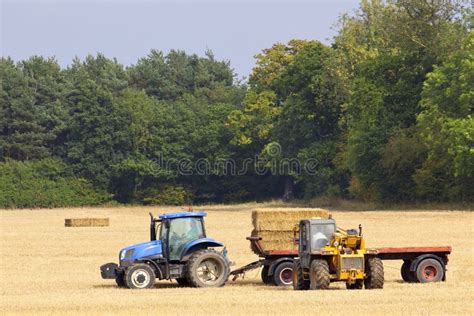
159,211,207,219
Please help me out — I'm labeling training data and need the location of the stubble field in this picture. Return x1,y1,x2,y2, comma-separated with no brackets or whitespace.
1,204,473,315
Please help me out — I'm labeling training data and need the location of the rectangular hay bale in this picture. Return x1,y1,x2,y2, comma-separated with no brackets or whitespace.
250,208,329,253
64,218,109,227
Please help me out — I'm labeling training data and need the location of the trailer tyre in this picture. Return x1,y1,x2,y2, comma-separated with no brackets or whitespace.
185,249,230,288
416,258,443,283
401,260,416,282
364,257,384,289
273,261,294,286
124,264,156,289
293,260,310,291
261,265,273,284
309,259,330,290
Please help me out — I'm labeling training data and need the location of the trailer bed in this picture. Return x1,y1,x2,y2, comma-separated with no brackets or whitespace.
375,246,451,260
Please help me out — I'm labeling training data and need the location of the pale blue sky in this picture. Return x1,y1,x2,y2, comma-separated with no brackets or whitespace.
1,0,360,78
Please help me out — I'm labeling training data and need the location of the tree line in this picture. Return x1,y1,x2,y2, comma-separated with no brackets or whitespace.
0,0,472,208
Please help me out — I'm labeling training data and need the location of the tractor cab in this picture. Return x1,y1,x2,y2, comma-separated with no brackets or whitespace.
152,212,207,261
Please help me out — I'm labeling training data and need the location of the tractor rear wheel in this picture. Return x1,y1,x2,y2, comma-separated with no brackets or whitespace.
415,258,443,283
364,257,384,289
293,260,310,291
261,265,273,284
124,263,156,289
309,259,330,290
401,260,416,282
273,261,294,286
185,249,230,288
346,279,363,289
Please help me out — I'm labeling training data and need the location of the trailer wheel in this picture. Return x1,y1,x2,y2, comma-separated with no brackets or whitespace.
364,257,384,289
401,260,416,282
124,264,155,289
346,279,363,290
261,265,273,284
309,259,330,290
293,260,310,291
273,261,294,286
416,258,443,283
185,249,230,288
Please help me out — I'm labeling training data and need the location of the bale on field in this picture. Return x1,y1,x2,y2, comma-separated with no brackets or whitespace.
251,208,328,231
250,208,329,254
64,218,109,227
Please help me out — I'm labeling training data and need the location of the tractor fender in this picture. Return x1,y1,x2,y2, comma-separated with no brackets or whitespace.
179,238,224,261
136,259,165,279
409,254,445,273
267,257,295,276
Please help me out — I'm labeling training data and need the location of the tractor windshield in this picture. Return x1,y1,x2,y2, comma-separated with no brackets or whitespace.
311,223,336,250
161,217,205,260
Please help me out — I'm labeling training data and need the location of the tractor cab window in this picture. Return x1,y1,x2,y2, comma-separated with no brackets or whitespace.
168,217,205,260
310,223,336,250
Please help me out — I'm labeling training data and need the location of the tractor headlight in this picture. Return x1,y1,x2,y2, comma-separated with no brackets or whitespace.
120,250,126,260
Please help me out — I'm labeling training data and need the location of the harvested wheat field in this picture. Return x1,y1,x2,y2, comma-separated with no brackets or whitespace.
1,204,473,315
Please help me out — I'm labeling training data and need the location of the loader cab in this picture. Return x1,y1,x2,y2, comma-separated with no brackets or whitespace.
299,219,336,254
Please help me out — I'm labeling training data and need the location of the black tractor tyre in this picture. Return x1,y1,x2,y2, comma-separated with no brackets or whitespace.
124,263,156,289
115,273,126,288
184,249,230,288
309,259,330,290
293,260,310,291
364,257,384,289
261,265,273,285
401,260,417,282
273,261,294,287
415,258,444,283
176,278,191,286
346,279,364,290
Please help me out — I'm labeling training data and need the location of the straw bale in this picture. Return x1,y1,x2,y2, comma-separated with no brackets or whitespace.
64,218,109,227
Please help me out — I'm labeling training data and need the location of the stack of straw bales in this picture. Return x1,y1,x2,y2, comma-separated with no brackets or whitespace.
250,208,329,254
64,218,109,227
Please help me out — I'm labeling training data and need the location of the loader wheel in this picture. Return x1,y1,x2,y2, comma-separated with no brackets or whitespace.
364,257,384,289
416,258,443,283
293,260,310,291
273,261,294,286
346,279,363,290
185,249,230,288
261,265,273,285
124,264,155,289
176,278,190,286
401,260,416,282
309,259,330,290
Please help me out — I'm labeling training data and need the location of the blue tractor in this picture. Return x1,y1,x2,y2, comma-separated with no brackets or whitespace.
100,211,231,289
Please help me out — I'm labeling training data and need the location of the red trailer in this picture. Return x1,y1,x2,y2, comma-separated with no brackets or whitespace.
230,238,451,286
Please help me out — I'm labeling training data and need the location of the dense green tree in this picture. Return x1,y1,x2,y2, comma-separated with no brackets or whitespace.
415,32,473,201
0,57,66,161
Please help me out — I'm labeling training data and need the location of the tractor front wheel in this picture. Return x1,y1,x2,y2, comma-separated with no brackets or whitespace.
293,260,310,291
124,263,156,289
185,249,230,288
364,257,384,289
309,259,330,290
